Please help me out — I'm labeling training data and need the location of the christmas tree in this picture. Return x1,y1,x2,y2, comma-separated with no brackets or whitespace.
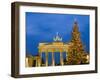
67,20,87,65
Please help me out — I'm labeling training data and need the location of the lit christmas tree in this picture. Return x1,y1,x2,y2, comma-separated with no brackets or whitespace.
67,20,87,65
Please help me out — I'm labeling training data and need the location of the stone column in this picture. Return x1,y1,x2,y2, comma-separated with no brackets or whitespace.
36,58,38,67
52,52,55,66
45,51,48,66
60,52,63,66
66,51,67,61
39,51,42,67
25,58,28,67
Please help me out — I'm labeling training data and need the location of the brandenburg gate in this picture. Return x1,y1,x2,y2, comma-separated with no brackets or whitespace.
38,32,71,66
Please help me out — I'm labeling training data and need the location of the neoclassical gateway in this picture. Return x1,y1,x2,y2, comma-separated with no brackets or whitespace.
26,20,89,67
38,32,72,66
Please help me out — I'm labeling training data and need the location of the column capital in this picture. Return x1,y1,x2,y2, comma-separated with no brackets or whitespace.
52,48,55,53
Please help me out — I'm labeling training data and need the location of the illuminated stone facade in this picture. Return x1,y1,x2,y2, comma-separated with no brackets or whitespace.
38,40,72,66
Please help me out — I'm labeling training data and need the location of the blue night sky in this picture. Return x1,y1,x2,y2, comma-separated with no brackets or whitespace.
26,12,90,64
